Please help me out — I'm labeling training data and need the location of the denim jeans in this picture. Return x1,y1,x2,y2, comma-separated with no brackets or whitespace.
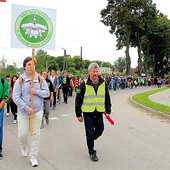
0,108,4,153
83,114,104,155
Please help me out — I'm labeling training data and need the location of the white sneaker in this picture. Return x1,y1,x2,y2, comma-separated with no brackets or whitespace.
21,147,28,157
30,157,38,167
6,113,10,117
13,120,17,124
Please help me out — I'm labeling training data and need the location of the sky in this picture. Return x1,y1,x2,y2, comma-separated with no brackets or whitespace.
0,0,169,68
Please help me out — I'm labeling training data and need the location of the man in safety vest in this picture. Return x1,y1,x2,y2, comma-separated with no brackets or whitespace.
75,62,111,162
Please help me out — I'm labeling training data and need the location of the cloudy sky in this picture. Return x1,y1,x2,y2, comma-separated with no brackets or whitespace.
0,0,169,68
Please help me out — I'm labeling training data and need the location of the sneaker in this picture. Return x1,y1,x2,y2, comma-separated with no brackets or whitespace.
89,151,98,162
6,113,10,117
30,156,38,167
21,147,28,157
0,152,3,160
13,120,17,124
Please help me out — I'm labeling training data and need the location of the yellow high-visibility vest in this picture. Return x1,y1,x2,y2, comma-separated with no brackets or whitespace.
81,82,105,112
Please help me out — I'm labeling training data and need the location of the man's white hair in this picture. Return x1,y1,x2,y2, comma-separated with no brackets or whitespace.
88,62,99,72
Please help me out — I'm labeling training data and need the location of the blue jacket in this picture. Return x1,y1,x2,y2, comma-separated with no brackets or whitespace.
12,72,50,117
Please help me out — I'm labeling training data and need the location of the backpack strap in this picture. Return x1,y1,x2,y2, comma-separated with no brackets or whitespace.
19,76,23,88
19,75,42,89
38,75,42,89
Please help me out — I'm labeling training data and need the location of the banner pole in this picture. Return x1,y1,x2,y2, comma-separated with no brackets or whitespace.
30,48,35,136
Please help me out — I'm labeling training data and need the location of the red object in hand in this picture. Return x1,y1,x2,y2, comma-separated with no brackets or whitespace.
104,112,114,125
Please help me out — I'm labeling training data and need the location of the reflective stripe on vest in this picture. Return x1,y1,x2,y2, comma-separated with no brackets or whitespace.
81,82,105,112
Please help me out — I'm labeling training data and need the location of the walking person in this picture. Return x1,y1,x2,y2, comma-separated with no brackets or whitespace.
56,70,63,103
75,76,80,93
75,62,112,162
49,70,58,109
9,75,18,124
0,64,9,159
40,70,53,129
5,74,11,117
62,71,70,104
13,56,50,167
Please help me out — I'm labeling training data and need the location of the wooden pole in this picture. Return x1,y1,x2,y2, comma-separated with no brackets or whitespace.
30,48,35,135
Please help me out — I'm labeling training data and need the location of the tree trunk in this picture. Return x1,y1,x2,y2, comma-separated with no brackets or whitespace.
125,29,131,75
137,44,142,76
152,54,156,77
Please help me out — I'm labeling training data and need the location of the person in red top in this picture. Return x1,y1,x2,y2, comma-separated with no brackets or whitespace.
75,76,80,93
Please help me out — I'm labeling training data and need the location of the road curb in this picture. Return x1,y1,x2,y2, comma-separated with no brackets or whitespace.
129,96,170,120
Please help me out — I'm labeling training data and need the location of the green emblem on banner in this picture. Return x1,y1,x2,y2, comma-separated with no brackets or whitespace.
15,9,53,48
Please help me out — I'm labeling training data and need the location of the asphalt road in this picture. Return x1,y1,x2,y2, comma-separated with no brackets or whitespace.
1,86,170,170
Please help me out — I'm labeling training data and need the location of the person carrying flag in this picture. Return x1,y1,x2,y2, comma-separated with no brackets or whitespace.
75,62,112,162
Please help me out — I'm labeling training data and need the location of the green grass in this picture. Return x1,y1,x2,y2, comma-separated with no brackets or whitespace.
132,87,170,115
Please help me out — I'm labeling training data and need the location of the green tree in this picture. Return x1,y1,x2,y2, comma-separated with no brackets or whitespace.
83,59,91,69
73,56,83,70
100,0,132,75
114,57,126,72
0,65,19,78
35,49,59,72
142,13,170,77
35,49,47,72
129,1,157,76
55,56,64,71
65,55,75,71
47,55,59,71
102,61,112,68
100,0,156,75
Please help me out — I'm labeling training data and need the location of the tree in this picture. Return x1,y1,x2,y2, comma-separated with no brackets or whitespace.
36,49,59,72
100,0,133,75
114,57,126,72
142,13,170,77
65,55,76,71
73,56,83,70
128,1,157,76
100,0,156,75
0,65,19,78
55,56,64,71
32,49,114,75
102,61,112,68
35,49,47,72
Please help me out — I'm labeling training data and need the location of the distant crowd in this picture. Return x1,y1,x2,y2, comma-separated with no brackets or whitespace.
104,75,169,90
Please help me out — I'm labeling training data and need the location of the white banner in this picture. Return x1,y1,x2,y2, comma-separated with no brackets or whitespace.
11,4,56,50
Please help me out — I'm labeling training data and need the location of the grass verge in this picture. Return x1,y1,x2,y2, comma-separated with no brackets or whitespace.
132,87,170,115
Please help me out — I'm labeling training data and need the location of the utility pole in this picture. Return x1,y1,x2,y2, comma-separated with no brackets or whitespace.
45,53,48,70
61,47,66,71
80,46,82,59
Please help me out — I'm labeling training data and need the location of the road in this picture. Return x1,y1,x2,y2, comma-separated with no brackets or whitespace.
1,86,170,170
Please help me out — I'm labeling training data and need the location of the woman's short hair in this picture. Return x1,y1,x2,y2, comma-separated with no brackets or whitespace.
88,62,99,72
